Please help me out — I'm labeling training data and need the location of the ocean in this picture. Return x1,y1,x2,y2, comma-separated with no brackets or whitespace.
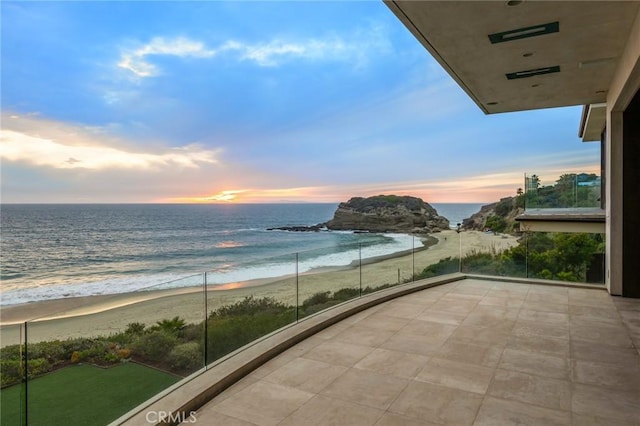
0,203,483,306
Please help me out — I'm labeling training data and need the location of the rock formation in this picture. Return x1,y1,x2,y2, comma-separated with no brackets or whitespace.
324,195,449,233
462,196,523,233
267,224,325,232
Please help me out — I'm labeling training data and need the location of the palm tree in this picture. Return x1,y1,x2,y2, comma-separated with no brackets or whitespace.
155,316,186,336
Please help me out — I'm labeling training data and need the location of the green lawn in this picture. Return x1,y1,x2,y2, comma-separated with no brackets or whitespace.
1,363,180,426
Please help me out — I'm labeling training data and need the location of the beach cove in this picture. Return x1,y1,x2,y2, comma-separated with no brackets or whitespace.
0,230,517,347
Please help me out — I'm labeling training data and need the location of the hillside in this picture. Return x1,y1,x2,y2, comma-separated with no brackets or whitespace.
461,196,523,234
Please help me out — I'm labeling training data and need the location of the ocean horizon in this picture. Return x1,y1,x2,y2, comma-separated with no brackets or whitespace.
0,202,483,306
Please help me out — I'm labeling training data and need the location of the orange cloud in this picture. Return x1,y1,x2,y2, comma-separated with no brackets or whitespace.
160,165,601,205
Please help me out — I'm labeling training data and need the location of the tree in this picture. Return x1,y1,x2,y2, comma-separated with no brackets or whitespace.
485,215,507,233
555,174,577,208
154,316,186,336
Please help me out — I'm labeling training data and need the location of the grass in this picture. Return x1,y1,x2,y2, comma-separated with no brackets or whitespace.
0,363,179,426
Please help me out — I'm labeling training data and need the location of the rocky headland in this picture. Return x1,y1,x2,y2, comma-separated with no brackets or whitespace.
270,195,449,234
462,196,523,233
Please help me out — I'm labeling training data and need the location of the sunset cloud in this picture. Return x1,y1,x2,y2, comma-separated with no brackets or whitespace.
2,2,600,204
0,113,220,171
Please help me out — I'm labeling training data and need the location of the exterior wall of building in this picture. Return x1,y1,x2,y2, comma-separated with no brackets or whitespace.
622,91,640,297
606,8,640,297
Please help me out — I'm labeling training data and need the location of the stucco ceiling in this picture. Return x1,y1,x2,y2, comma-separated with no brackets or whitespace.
385,1,640,114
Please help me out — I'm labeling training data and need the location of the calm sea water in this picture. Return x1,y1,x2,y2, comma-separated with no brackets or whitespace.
0,203,482,306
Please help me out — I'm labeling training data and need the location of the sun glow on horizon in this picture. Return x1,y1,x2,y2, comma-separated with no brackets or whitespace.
167,190,248,203
206,190,243,202
160,163,602,205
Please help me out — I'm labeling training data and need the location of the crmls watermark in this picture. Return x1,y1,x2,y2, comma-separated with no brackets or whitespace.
145,410,197,424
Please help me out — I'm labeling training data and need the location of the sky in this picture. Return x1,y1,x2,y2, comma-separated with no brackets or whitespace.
0,1,601,204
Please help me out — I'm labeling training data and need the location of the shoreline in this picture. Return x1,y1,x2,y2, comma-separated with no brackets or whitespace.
0,230,518,346
0,234,437,325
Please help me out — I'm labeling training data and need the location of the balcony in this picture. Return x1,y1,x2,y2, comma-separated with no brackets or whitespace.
133,276,640,425
516,173,605,234
1,231,631,425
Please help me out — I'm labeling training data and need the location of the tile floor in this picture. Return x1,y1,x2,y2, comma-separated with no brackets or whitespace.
194,279,640,425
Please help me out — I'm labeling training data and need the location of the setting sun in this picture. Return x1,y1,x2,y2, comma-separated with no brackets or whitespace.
206,190,244,202
166,190,247,203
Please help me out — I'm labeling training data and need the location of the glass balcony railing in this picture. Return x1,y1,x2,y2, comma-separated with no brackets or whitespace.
413,232,461,281
0,322,25,426
523,172,602,210
18,275,205,426
204,253,297,364
461,230,605,285
0,228,605,425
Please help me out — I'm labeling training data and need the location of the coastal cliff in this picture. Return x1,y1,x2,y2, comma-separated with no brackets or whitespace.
462,196,523,233
325,195,449,233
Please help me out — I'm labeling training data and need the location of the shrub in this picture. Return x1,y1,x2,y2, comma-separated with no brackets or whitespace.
416,257,459,278
302,292,331,308
27,340,67,364
485,215,507,233
534,269,553,280
125,322,146,335
168,342,202,372
79,340,109,363
557,271,577,282
495,199,512,217
25,358,50,379
362,283,393,294
131,331,177,362
461,252,502,275
206,309,294,362
182,323,204,343
1,359,23,387
333,287,360,301
210,296,289,318
104,353,119,363
116,349,131,359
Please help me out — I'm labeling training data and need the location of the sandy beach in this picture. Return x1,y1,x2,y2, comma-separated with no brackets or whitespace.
0,230,517,347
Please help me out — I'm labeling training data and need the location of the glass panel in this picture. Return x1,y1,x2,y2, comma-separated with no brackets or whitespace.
0,322,26,426
460,229,525,277
204,254,297,365
297,244,361,319
360,243,409,294
525,232,605,284
23,274,204,425
525,172,602,209
413,230,461,280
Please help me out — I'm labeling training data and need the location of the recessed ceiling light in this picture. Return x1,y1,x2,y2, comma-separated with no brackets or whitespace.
596,90,607,94
506,65,560,80
505,0,524,6
531,84,540,88
489,22,559,44
487,102,499,105
523,53,534,57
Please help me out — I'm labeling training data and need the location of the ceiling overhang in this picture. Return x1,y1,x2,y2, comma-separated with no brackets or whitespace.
385,1,640,114
579,103,607,142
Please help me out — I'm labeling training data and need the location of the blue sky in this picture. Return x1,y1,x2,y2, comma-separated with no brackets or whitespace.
1,1,600,203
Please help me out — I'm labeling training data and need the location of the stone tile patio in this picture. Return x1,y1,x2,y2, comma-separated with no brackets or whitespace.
195,279,640,425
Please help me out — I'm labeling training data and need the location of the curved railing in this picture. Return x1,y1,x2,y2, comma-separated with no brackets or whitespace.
0,229,604,425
